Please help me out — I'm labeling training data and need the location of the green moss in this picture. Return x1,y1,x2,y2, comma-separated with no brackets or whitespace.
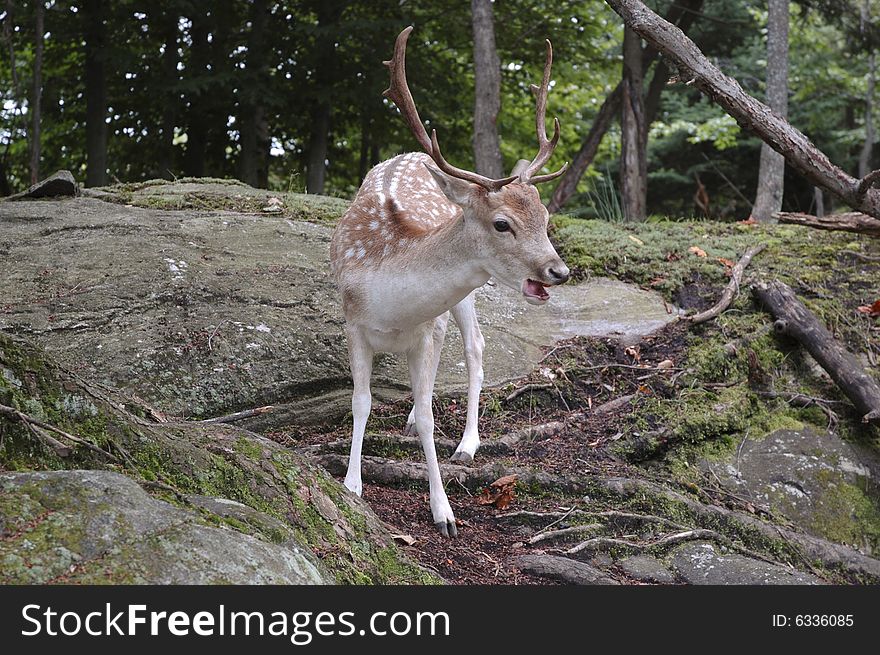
807,470,880,552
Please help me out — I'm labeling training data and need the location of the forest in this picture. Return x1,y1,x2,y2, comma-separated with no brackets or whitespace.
1,0,880,590
1,0,877,221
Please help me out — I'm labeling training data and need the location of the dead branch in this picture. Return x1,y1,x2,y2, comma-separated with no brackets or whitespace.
775,212,880,237
0,402,121,463
753,280,880,423
200,405,274,424
857,169,880,197
505,383,553,402
603,0,880,219
838,249,880,263
686,244,766,324
756,390,841,430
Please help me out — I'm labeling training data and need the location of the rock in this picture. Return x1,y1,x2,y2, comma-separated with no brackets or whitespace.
669,542,824,585
0,332,438,585
617,555,677,584
515,554,619,585
5,170,78,200
0,470,329,584
704,427,880,553
0,184,677,426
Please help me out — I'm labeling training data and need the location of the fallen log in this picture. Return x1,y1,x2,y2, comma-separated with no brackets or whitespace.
603,0,880,220
775,212,880,238
686,244,765,324
753,280,880,423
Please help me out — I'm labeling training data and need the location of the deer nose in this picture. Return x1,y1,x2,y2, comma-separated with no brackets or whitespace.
546,262,570,285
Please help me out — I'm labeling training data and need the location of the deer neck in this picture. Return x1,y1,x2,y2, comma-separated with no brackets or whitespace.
379,216,489,329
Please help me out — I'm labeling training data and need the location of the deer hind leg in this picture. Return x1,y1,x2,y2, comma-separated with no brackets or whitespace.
407,322,457,537
404,312,449,436
449,292,484,464
343,325,374,497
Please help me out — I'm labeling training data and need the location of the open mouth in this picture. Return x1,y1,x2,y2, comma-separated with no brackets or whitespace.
522,279,550,303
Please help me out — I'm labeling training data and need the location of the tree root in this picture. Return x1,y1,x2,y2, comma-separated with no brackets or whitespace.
0,402,121,464
685,244,765,324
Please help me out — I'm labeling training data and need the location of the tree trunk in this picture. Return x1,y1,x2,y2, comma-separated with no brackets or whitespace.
157,5,178,179
238,0,270,188
83,0,108,187
29,0,44,185
751,0,789,222
620,27,647,221
183,15,209,178
547,0,704,214
860,53,875,179
304,4,343,195
306,105,330,194
471,0,504,178
776,211,880,237
603,0,880,219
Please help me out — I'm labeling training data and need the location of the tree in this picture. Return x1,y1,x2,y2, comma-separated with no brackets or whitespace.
620,25,647,220
238,0,271,188
603,0,880,220
547,0,705,215
83,0,108,187
751,0,790,222
29,0,43,184
471,0,504,177
859,0,875,178
304,1,345,195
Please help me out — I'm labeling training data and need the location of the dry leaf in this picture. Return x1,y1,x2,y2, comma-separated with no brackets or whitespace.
649,276,666,287
391,534,417,546
666,251,682,262
688,246,708,258
656,359,675,370
738,216,758,225
717,257,735,268
628,235,645,246
856,299,880,317
625,345,641,363
477,474,518,510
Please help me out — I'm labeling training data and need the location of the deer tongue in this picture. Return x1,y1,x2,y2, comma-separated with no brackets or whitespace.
523,279,550,301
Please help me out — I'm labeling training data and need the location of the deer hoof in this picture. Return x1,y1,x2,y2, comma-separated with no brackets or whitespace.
449,451,473,464
435,519,458,538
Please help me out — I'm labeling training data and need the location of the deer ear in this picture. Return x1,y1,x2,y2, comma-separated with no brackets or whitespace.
423,162,476,206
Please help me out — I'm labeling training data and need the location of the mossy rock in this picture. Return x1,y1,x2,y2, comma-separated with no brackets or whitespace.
0,470,330,584
0,331,438,585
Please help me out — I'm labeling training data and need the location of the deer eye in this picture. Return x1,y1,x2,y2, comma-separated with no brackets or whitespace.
493,219,511,233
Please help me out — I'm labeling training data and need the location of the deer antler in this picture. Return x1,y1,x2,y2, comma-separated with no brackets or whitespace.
383,27,517,192
519,40,568,185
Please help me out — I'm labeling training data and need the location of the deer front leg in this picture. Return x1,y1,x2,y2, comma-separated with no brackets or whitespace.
405,312,449,436
343,325,374,497
407,323,457,537
449,293,484,464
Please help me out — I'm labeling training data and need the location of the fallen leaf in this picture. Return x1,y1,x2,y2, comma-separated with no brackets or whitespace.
738,216,758,225
688,246,708,258
628,235,644,246
666,251,682,262
476,474,518,510
656,359,675,370
717,257,735,269
391,534,417,546
649,276,666,287
490,474,518,488
625,345,641,363
856,299,880,317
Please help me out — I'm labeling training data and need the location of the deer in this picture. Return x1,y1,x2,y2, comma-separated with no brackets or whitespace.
329,26,570,537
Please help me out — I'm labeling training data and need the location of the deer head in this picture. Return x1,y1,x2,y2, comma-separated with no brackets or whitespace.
383,26,570,305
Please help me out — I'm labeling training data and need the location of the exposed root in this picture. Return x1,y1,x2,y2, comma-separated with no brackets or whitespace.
0,402,121,464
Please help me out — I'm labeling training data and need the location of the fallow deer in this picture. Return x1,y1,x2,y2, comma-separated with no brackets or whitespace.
330,26,570,536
